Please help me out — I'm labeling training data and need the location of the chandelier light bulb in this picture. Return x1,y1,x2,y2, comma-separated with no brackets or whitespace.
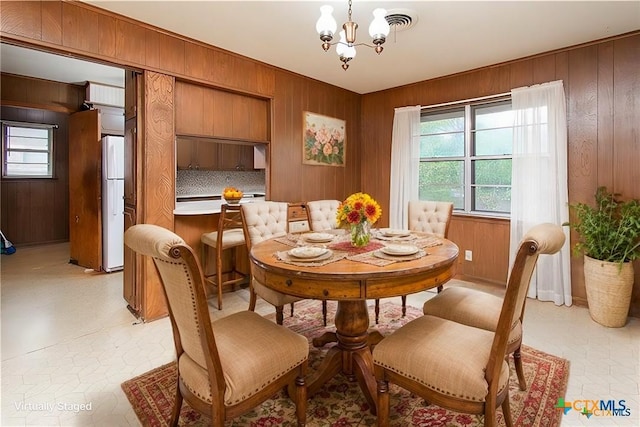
369,8,390,47
316,5,337,43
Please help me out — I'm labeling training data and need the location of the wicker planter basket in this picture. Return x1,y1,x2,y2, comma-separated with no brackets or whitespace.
583,255,634,328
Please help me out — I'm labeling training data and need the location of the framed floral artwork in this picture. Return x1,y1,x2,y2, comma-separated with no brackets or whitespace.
303,111,346,166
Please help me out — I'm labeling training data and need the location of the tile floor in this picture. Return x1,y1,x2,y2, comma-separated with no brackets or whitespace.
1,243,638,426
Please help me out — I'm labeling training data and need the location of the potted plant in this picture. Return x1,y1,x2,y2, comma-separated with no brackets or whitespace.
565,187,640,327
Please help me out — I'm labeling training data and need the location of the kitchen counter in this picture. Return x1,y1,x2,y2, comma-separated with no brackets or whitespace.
174,197,266,215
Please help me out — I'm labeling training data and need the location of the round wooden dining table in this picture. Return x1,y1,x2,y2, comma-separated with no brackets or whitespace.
248,232,459,414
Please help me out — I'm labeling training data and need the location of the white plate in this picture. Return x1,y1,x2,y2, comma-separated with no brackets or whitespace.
381,244,419,256
380,228,411,238
304,232,335,243
289,250,333,263
288,246,329,259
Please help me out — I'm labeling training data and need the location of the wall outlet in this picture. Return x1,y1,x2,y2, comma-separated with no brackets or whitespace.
465,250,473,261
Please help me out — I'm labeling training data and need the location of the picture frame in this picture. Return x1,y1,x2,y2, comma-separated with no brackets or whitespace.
302,111,346,166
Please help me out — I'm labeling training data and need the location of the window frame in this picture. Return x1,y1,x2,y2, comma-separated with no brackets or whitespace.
419,97,513,217
1,121,56,179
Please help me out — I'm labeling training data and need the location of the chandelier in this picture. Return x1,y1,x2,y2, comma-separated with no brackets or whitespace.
315,0,390,70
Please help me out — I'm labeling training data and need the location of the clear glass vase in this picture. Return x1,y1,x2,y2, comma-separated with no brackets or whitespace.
350,222,371,247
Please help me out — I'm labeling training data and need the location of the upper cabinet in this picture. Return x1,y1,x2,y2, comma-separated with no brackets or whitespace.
174,81,269,143
176,137,218,170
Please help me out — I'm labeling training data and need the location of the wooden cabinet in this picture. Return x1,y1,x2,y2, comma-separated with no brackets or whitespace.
123,205,140,312
175,81,269,143
124,70,138,120
176,137,218,170
217,143,254,170
123,117,137,206
68,109,102,271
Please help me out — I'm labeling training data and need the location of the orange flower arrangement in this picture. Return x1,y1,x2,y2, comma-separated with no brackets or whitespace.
336,192,382,227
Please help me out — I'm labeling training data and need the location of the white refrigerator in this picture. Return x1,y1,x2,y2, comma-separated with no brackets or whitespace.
102,135,125,272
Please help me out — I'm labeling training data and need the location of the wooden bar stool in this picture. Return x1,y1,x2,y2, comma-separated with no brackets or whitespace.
201,204,248,309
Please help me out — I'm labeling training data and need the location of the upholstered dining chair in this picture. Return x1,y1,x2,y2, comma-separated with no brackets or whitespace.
373,223,565,427
124,224,308,427
421,221,557,391
307,199,341,231
241,201,304,325
374,200,454,324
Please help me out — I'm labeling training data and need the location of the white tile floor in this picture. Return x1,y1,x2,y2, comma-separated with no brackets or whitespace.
1,243,638,426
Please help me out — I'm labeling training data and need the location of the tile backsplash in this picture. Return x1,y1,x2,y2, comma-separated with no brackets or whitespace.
176,170,266,197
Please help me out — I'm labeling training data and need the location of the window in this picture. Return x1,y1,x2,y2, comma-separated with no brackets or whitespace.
2,122,55,178
419,99,514,215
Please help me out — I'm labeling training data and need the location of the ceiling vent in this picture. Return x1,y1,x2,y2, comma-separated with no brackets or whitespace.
385,9,417,32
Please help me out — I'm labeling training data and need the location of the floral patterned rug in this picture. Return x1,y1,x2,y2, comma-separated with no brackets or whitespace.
122,301,569,426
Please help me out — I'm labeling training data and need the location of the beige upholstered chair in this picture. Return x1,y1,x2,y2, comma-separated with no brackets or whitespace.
373,223,565,427
241,201,304,325
374,200,454,324
200,204,247,310
307,199,341,231
124,224,308,427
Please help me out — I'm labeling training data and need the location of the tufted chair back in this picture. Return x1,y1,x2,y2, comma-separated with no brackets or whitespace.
307,199,341,231
241,201,303,324
241,201,288,249
408,200,454,237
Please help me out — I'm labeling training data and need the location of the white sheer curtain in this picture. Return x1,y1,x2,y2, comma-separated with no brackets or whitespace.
510,80,572,306
389,106,420,229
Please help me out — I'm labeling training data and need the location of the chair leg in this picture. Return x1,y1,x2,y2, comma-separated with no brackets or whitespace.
248,281,257,312
290,302,294,317
376,378,390,427
322,300,327,326
216,245,224,310
275,305,284,325
513,347,527,390
295,370,307,427
401,295,407,317
169,380,183,427
374,299,380,324
502,390,513,427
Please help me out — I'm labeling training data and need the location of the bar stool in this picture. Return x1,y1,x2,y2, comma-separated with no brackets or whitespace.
201,204,248,309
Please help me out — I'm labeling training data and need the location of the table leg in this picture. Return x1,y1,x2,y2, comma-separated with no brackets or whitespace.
306,300,378,414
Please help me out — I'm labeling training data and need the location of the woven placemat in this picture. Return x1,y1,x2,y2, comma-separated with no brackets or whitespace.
275,250,347,267
347,249,428,266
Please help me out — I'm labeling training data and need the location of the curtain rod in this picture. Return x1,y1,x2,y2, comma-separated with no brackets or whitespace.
421,91,511,110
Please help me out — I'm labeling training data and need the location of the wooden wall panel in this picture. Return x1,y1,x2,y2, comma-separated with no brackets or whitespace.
115,18,147,66
1,73,84,112
143,71,175,229
0,1,42,39
612,35,640,315
140,71,175,321
270,70,360,204
41,0,62,45
61,2,100,54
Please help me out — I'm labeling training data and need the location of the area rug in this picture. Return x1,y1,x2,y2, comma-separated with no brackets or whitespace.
122,301,569,426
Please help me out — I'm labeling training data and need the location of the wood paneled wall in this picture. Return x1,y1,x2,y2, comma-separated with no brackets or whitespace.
1,73,85,113
361,32,640,316
0,0,275,97
270,70,361,203
0,73,84,245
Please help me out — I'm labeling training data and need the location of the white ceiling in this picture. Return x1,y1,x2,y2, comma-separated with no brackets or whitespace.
2,1,639,94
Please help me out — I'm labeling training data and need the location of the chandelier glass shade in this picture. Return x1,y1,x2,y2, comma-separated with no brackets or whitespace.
315,1,390,70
